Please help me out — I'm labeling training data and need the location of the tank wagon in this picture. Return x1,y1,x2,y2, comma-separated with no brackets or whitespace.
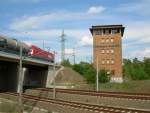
0,35,54,62
0,35,30,53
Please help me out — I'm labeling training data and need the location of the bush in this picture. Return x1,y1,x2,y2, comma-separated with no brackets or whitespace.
73,62,96,83
123,58,150,80
144,58,150,78
99,70,109,83
73,62,109,83
61,59,72,67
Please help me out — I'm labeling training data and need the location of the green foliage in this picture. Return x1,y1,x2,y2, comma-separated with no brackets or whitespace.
99,70,109,83
73,62,109,83
144,58,150,77
73,62,96,83
123,58,150,80
61,59,72,67
72,57,150,83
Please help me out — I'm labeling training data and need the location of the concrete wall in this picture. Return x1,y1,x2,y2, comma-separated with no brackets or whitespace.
46,66,61,87
46,66,55,87
0,61,18,92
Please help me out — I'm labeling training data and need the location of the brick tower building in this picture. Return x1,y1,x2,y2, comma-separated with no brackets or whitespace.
90,25,125,83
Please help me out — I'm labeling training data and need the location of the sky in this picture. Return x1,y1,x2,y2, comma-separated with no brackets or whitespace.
0,0,150,63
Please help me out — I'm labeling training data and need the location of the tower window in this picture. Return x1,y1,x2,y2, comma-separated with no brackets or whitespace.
111,60,114,64
95,30,103,35
105,29,110,34
102,60,105,64
101,50,105,53
106,39,109,43
110,49,114,53
107,71,111,74
112,29,120,34
101,39,104,43
106,50,109,53
106,60,109,64
110,38,114,42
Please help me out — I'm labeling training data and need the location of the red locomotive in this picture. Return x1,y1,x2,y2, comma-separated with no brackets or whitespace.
29,45,54,62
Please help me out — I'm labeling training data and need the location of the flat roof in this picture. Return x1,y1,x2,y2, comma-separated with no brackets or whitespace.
92,24,123,28
90,24,125,36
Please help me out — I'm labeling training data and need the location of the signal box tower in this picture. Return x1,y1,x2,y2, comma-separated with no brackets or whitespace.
90,25,125,83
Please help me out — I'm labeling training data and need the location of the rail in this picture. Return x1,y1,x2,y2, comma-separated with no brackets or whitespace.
32,88,150,101
1,92,149,113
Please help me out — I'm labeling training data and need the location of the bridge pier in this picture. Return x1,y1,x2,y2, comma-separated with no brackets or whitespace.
0,61,18,92
46,66,55,87
17,67,26,93
46,65,61,87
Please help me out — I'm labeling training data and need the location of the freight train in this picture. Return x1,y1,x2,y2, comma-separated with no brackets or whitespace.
0,35,54,62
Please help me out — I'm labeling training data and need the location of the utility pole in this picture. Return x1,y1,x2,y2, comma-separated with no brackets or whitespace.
73,48,75,64
18,45,23,113
52,51,64,99
43,40,45,50
90,56,92,64
46,47,51,53
96,56,99,91
53,51,56,99
60,29,66,62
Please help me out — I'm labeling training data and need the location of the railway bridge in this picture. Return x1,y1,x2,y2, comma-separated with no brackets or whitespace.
0,50,59,92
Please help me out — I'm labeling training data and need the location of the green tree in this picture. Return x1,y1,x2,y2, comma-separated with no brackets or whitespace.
123,59,132,80
73,62,109,83
144,57,150,77
73,62,96,83
99,70,109,83
123,58,149,80
131,58,148,80
61,59,72,67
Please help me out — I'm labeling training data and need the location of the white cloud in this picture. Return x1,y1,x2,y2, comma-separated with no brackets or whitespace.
87,6,105,14
9,9,108,31
3,28,92,49
78,35,93,46
124,23,150,39
6,29,89,40
9,12,82,30
128,48,150,58
123,22,150,49
9,13,60,30
24,29,60,39
65,48,74,55
116,0,150,16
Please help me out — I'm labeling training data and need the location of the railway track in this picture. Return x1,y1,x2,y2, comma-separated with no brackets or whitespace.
1,92,150,113
32,88,150,101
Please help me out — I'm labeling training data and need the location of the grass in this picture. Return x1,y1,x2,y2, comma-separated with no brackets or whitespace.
99,80,150,93
57,67,150,93
0,101,18,112
74,80,150,93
